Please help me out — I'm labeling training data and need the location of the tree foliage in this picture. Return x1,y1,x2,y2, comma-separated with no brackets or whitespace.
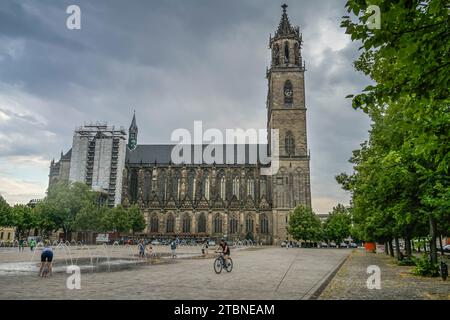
10,204,36,238
0,195,12,229
288,205,323,243
339,0,450,264
324,204,352,245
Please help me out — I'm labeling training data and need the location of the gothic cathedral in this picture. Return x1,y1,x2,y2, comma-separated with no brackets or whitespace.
120,5,311,244
49,5,312,245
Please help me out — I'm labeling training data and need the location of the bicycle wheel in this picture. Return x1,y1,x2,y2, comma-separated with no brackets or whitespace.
225,258,233,272
214,258,223,274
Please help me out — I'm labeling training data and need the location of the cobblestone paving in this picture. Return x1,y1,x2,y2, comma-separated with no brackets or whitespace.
319,249,450,300
0,247,349,300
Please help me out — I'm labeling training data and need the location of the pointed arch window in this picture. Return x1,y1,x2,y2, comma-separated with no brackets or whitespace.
229,216,239,234
143,171,151,202
187,169,196,200
197,213,206,233
158,169,167,202
166,214,175,233
294,42,300,65
273,44,280,66
171,170,180,200
150,215,159,233
214,214,223,234
247,178,254,198
284,80,293,105
216,170,226,200
232,175,240,200
182,214,191,233
260,178,267,200
200,173,210,200
246,215,254,233
284,41,289,63
130,170,138,203
285,131,295,156
220,176,226,200
260,214,269,234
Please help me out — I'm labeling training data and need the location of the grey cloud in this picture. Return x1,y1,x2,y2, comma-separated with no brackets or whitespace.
0,0,371,212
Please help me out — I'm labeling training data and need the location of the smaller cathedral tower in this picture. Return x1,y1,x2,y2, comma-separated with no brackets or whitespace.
128,111,138,151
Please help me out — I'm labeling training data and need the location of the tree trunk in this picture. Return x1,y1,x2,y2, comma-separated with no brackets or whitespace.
388,240,394,257
429,216,437,264
411,240,415,253
394,237,402,260
423,238,427,253
384,242,389,255
439,234,444,257
405,236,412,258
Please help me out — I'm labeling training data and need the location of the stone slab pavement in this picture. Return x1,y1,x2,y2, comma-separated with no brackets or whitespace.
0,247,349,300
319,249,450,300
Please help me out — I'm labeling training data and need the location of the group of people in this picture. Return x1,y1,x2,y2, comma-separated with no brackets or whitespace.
17,238,37,252
137,239,153,258
137,239,180,259
137,238,231,263
35,238,231,278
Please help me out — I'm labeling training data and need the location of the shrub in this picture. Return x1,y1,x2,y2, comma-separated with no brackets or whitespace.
412,254,439,277
397,257,416,266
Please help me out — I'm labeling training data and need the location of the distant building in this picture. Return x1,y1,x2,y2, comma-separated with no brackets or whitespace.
68,123,127,206
0,228,14,242
48,123,127,207
48,149,72,189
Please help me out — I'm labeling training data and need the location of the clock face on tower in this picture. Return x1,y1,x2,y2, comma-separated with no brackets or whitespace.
284,89,293,97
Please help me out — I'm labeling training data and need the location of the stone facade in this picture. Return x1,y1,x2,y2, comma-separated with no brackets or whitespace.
121,6,311,244
48,149,72,189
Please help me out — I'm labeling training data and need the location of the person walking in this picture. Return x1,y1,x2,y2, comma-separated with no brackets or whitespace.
202,240,209,256
18,238,24,252
170,239,177,258
30,239,36,251
138,239,145,258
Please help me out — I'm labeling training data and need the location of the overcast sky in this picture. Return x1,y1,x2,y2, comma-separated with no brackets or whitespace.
0,0,371,213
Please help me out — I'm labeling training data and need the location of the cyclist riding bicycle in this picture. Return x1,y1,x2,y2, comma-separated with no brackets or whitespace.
218,239,230,266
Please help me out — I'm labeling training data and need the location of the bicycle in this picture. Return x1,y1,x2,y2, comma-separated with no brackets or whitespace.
214,252,233,274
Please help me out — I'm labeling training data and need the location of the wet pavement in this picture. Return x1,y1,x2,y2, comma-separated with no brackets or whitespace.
0,246,349,300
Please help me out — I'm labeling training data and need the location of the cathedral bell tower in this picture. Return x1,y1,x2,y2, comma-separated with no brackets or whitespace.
267,4,312,243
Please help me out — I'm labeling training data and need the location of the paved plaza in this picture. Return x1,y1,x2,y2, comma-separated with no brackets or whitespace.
319,250,450,300
0,246,349,299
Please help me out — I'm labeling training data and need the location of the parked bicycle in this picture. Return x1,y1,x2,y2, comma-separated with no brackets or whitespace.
214,252,233,274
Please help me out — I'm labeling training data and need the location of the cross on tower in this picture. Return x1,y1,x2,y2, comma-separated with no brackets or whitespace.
281,4,288,12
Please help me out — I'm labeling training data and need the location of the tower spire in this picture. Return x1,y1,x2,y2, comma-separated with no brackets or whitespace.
128,110,138,151
274,3,300,39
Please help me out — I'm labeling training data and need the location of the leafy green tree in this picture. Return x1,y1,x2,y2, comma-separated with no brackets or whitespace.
103,205,130,234
324,204,352,246
11,204,36,239
127,205,145,236
288,205,322,244
0,195,12,231
75,203,108,233
340,0,450,264
41,181,98,240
